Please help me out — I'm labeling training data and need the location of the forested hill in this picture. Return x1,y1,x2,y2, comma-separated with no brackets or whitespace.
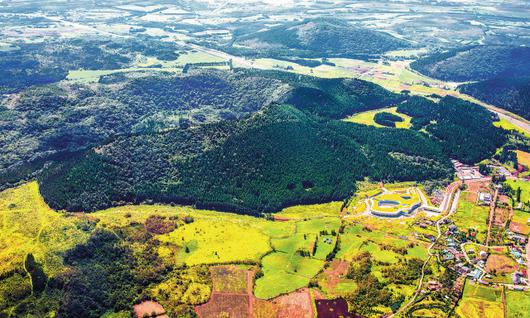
397,96,506,164
239,69,404,119
0,69,400,188
0,70,287,182
459,77,530,120
38,104,453,214
227,18,410,59
410,46,530,82
410,46,530,120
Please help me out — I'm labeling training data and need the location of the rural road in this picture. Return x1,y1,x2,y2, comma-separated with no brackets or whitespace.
390,186,461,317
527,240,530,287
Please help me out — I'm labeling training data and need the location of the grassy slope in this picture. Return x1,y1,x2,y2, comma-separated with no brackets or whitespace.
505,179,530,203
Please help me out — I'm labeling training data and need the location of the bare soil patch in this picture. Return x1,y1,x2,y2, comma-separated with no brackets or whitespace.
485,254,518,274
133,301,169,318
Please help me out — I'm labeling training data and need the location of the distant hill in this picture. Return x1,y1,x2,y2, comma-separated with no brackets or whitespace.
38,104,453,214
228,19,410,59
0,37,181,94
411,46,530,120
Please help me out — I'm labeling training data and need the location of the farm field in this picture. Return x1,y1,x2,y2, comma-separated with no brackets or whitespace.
515,150,530,168
197,264,315,318
484,254,519,284
455,282,504,318
344,107,412,129
453,191,489,243
255,217,340,299
510,210,530,235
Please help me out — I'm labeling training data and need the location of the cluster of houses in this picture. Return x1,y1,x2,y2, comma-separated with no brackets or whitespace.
432,219,529,289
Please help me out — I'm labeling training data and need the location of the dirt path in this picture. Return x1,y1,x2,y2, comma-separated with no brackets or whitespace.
501,286,507,318
486,188,499,246
247,270,255,318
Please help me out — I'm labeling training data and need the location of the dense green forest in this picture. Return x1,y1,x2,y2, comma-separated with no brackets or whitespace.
240,69,404,119
2,68,509,214
224,18,409,59
397,96,506,163
0,37,181,94
459,77,530,120
38,104,453,214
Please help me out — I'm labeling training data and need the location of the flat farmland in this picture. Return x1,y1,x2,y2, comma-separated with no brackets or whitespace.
455,282,503,318
510,210,530,235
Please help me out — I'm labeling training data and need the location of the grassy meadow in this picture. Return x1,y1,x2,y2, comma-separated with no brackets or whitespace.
505,179,530,204
506,290,530,318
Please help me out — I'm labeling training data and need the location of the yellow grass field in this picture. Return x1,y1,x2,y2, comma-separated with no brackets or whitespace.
494,118,530,138
0,182,90,277
274,201,342,220
158,218,270,265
